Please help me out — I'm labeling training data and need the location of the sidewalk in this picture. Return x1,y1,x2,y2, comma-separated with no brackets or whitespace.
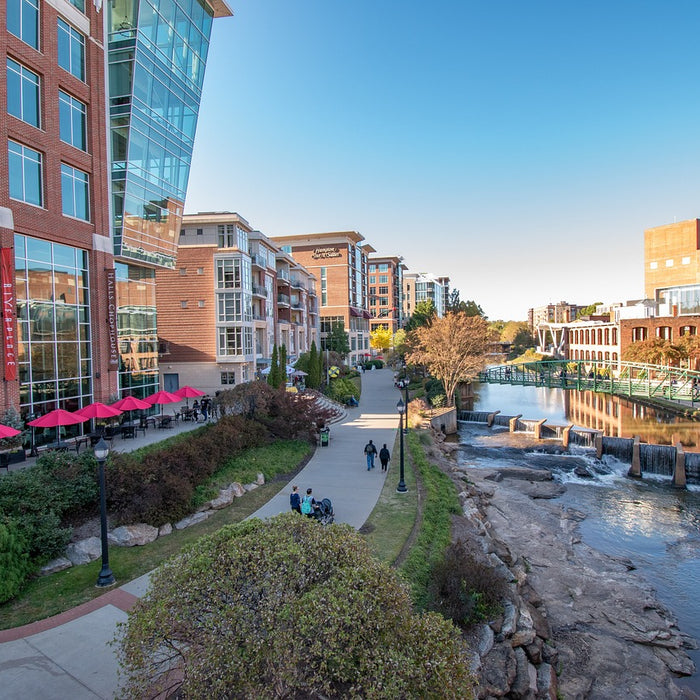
0,368,401,699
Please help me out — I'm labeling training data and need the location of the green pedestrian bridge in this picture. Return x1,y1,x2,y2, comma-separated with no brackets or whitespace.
479,360,700,407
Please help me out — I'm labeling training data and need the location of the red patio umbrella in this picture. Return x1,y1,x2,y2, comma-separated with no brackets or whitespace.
145,390,181,415
28,409,88,428
75,402,123,420
111,396,150,411
0,424,21,439
175,385,205,408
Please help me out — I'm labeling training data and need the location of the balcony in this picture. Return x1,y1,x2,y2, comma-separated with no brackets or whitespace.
277,269,290,282
290,277,305,290
277,293,290,307
250,253,267,269
252,285,267,297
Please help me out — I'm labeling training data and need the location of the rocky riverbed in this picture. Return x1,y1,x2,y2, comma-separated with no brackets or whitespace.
429,434,698,699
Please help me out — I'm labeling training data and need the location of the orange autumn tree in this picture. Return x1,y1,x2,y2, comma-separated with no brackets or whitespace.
406,312,493,406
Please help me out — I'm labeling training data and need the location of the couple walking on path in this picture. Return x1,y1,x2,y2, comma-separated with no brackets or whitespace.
364,440,390,471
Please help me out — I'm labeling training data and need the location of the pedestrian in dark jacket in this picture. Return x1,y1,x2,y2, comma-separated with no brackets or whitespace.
379,444,390,472
290,485,301,514
364,440,377,470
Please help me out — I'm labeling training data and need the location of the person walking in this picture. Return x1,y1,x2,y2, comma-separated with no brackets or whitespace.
364,439,378,470
379,444,390,472
290,485,301,514
301,488,316,517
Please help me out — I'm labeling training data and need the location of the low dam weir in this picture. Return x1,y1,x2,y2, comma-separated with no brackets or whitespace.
458,410,699,487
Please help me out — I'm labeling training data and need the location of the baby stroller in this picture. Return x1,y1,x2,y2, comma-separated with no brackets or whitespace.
312,498,335,525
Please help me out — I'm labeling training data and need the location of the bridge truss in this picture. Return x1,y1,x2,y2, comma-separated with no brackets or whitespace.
479,360,700,406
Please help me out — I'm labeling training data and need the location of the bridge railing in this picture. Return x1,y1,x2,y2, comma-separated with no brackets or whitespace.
479,360,700,405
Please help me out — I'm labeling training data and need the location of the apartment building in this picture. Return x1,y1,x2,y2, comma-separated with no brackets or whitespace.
156,212,318,394
0,0,230,422
271,231,372,366
367,255,405,334
402,272,449,319
645,219,700,315
528,301,580,333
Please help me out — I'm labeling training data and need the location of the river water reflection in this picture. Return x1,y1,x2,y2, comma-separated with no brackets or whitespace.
467,382,700,691
472,382,700,451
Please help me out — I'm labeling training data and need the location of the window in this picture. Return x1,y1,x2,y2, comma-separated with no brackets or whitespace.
221,371,236,385
649,262,658,270
181,300,188,308
61,163,89,220
7,0,39,48
218,224,235,248
68,0,85,11
59,91,87,150
666,259,674,267
57,19,85,80
7,59,39,127
216,257,251,290
179,268,187,275
217,292,252,323
196,228,203,236
197,268,203,274
657,326,672,340
680,326,696,336
198,300,205,308
632,327,648,342
378,286,389,295
369,264,376,272
378,275,388,284
8,140,42,206
379,263,388,272
218,327,253,356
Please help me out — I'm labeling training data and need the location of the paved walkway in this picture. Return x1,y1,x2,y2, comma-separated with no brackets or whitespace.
0,368,401,699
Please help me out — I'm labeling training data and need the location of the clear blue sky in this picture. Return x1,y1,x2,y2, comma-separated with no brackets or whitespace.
185,0,700,321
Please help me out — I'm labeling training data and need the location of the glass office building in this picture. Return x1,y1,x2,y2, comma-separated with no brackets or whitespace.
106,0,231,393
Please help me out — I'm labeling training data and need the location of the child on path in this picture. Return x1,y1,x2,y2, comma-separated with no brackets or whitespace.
379,444,390,472
364,440,378,470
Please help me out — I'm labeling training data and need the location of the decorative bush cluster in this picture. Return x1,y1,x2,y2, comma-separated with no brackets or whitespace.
0,451,99,602
118,514,475,699
428,540,508,629
107,415,268,526
326,377,360,404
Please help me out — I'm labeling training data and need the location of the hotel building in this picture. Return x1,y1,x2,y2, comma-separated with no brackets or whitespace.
156,212,318,393
0,0,231,422
367,255,405,334
271,231,372,366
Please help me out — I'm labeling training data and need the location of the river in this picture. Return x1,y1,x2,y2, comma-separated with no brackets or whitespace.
462,382,700,691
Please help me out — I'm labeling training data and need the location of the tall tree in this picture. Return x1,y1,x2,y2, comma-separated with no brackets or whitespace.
393,328,408,359
327,321,350,356
447,289,485,318
279,344,288,387
405,299,436,331
267,344,279,388
370,327,393,353
308,341,322,388
406,312,493,406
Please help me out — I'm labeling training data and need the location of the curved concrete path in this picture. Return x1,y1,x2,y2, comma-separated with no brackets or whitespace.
0,368,401,699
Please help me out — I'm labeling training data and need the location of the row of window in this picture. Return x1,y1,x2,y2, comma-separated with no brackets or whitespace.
368,263,389,273
569,328,618,346
8,4,86,81
8,141,89,220
630,326,696,342
7,59,88,150
649,257,691,270
570,351,620,362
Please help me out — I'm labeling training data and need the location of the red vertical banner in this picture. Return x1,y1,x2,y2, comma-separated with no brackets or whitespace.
1,248,17,381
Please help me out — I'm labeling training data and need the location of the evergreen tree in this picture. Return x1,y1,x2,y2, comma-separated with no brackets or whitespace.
279,344,288,388
268,345,279,388
327,321,350,356
308,341,321,389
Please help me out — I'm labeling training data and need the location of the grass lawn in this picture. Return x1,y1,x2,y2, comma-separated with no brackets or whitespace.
0,442,310,631
362,429,419,565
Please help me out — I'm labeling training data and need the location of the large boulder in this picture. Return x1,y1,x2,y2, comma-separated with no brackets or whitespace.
66,537,102,565
40,557,72,576
108,524,159,547
174,511,212,530
208,489,235,510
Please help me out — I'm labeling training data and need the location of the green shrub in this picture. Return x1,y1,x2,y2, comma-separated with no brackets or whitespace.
118,514,475,699
428,540,508,629
327,377,359,404
0,518,32,604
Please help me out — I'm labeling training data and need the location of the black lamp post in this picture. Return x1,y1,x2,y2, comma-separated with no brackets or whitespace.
403,382,409,434
94,438,115,587
396,398,407,493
